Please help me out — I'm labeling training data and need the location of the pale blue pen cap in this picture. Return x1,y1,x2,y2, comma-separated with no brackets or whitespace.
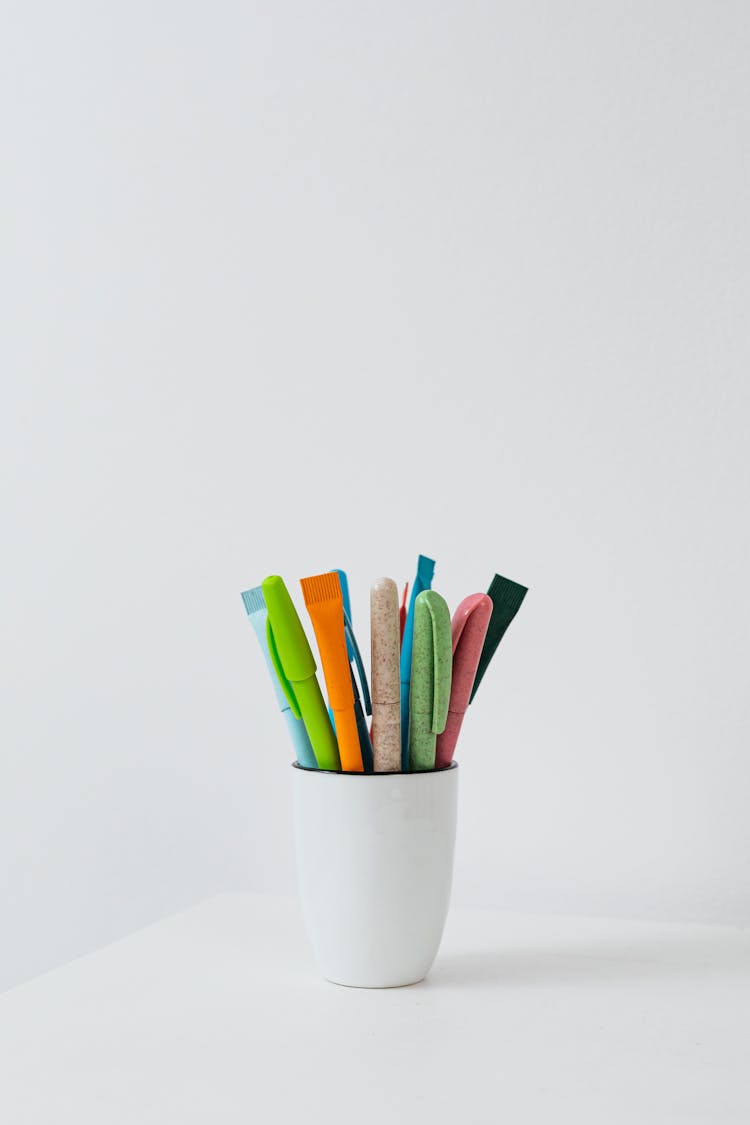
241,585,317,769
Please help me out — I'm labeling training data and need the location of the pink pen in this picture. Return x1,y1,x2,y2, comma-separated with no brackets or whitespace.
435,593,493,768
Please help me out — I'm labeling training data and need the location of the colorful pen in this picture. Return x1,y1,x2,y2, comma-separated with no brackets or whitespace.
435,593,492,768
241,587,318,768
400,555,435,768
408,590,452,771
261,575,340,771
333,569,354,659
329,569,374,771
301,572,363,772
370,577,401,772
343,609,374,772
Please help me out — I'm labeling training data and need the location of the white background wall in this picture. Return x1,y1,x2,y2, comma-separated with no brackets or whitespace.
2,0,749,993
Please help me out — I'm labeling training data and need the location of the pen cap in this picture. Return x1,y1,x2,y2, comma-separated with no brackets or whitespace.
241,587,289,713
300,572,355,712
371,578,400,706
262,575,317,681
469,573,528,702
449,593,493,711
413,590,452,732
400,555,436,677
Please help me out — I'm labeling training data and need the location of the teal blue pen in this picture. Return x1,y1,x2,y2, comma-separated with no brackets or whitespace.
344,610,374,772
333,569,354,660
399,554,435,768
241,587,317,768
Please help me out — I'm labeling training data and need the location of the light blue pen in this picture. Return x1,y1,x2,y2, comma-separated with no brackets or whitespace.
241,586,318,768
399,554,435,769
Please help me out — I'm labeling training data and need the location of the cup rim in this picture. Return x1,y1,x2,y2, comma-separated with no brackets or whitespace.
291,761,458,777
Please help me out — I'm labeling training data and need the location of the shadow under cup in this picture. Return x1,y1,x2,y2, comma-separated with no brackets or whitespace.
292,762,458,988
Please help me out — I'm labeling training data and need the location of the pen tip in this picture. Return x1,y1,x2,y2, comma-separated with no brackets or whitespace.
372,577,397,594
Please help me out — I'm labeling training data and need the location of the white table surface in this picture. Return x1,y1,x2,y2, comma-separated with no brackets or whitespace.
1,893,748,1123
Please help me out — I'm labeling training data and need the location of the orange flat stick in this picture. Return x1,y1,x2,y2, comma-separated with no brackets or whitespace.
301,572,363,772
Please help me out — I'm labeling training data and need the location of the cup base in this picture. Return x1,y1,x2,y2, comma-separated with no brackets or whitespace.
324,974,426,989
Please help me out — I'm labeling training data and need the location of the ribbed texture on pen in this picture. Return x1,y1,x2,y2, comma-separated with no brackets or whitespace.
469,574,528,702
241,587,266,615
487,573,528,621
300,572,342,606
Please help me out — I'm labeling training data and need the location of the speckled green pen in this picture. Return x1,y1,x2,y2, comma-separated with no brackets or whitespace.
408,590,452,771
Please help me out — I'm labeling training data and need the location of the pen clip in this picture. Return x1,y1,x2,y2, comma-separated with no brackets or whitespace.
344,610,372,717
266,617,302,719
451,594,492,655
427,598,451,733
451,607,471,654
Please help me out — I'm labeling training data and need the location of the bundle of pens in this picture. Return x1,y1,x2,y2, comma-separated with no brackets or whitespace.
241,556,527,773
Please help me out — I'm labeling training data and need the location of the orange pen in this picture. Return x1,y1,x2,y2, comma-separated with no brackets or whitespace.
300,572,363,772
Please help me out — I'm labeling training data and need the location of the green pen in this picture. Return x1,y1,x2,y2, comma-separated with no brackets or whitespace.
407,590,452,771
262,575,341,771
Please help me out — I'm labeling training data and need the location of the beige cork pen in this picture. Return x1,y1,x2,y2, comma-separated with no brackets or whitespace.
370,578,402,772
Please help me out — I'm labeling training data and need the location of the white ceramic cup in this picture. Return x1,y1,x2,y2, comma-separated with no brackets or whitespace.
292,762,458,988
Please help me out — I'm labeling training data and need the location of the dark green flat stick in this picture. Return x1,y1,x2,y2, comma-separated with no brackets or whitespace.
469,574,528,703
